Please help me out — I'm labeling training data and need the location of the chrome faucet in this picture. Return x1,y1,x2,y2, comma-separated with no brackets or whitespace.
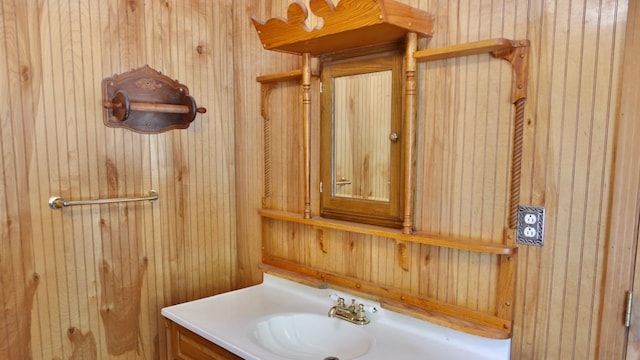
328,296,375,325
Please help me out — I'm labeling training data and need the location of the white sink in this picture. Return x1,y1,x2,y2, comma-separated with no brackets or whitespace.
161,274,511,360
252,313,373,360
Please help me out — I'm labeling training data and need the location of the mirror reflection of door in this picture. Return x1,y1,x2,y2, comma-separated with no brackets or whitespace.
333,70,392,202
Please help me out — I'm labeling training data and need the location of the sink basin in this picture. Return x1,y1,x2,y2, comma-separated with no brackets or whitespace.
162,274,511,360
252,313,373,360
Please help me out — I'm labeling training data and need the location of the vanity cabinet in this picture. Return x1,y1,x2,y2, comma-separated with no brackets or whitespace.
169,321,243,360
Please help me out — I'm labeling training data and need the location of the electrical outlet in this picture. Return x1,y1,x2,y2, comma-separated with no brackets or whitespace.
516,205,545,246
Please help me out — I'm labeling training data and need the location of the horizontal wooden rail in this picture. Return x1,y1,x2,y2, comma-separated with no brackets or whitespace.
259,209,516,255
260,260,512,339
256,69,302,84
414,38,519,62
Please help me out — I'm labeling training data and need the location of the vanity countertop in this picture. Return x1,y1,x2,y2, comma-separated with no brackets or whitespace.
161,274,510,360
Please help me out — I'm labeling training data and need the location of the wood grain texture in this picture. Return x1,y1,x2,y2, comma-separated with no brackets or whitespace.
601,0,640,358
245,0,630,358
0,0,237,359
0,0,633,358
251,0,434,55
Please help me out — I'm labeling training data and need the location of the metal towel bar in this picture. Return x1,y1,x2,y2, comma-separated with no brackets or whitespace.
48,190,158,210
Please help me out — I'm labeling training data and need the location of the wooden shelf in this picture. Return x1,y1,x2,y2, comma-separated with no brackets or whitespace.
256,69,302,84
259,209,516,255
413,38,520,62
251,0,434,56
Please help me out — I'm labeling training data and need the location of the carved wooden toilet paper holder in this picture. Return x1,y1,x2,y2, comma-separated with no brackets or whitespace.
102,65,206,134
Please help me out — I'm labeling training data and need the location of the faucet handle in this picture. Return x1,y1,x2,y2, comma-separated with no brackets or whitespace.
356,304,367,318
361,304,378,313
356,303,378,318
353,303,373,325
329,294,347,308
348,299,356,310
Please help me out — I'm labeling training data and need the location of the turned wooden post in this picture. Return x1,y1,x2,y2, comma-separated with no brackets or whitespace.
402,32,418,234
302,53,312,219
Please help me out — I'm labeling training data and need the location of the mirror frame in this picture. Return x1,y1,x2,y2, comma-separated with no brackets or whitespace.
319,47,405,228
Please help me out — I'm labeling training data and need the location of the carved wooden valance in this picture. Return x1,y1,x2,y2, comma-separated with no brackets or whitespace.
251,0,434,56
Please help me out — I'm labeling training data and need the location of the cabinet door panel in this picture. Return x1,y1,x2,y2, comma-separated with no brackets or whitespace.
170,322,243,360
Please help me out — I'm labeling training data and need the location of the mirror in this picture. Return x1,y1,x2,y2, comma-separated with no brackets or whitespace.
333,70,392,201
320,49,404,228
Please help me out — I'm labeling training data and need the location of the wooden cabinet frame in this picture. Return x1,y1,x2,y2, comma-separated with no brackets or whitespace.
169,321,243,360
319,47,405,228
252,0,530,339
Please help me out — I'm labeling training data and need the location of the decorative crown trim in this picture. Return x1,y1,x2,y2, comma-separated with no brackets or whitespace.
252,0,433,55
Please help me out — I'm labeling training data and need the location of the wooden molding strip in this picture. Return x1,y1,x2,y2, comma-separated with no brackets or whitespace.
260,259,512,339
259,208,517,255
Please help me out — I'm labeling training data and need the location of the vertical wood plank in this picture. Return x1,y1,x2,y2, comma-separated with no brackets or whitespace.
600,0,638,358
0,0,632,358
1,0,238,358
251,0,629,358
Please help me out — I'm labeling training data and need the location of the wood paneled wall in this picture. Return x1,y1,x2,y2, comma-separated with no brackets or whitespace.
235,0,630,359
0,0,237,359
0,0,632,359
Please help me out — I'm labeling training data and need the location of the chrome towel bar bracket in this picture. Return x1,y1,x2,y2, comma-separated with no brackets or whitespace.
48,190,158,210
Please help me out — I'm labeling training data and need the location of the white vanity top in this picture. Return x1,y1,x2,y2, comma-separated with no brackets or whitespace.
161,274,510,359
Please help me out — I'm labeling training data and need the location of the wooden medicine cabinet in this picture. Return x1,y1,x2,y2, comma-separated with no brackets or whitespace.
252,0,530,339
252,0,434,233
319,47,405,228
